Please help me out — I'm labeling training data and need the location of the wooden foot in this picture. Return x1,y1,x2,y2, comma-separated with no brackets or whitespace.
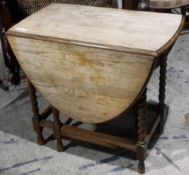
136,89,147,174
157,106,165,135
32,116,45,145
28,80,45,145
157,55,167,135
52,107,64,152
137,144,146,174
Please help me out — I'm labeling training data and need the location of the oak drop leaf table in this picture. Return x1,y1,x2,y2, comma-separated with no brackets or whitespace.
6,4,184,173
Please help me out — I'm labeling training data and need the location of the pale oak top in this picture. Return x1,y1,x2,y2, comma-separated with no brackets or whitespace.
7,3,183,57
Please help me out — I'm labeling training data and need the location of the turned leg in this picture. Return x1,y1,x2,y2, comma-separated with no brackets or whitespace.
136,89,147,174
52,107,64,152
157,55,167,135
27,80,45,145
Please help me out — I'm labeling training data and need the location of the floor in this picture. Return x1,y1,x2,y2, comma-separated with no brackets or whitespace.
0,14,189,175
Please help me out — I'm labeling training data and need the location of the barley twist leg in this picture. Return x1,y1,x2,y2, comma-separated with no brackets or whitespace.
136,88,147,174
158,55,167,135
28,80,45,145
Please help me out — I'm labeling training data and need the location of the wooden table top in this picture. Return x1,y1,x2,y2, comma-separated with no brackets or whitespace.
7,4,184,123
7,3,183,57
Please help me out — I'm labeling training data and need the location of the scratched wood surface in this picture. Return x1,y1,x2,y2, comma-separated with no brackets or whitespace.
7,36,153,123
7,3,183,56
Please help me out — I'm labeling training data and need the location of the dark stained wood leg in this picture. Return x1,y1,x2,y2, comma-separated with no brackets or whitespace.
136,89,147,174
137,144,146,174
122,0,140,10
52,107,64,152
27,80,45,145
157,55,167,135
181,6,187,16
11,57,20,85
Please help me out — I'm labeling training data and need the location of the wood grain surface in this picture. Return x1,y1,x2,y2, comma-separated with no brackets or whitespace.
7,3,183,56
6,4,183,123
7,36,153,123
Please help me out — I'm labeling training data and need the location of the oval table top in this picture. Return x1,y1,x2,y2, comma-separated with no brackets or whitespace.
7,4,184,123
7,3,184,57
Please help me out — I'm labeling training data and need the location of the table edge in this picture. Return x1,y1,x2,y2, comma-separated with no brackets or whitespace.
6,15,184,58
